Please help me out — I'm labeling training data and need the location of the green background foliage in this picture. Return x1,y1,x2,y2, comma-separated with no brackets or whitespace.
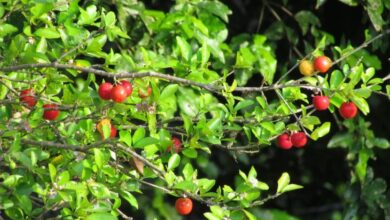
0,0,389,219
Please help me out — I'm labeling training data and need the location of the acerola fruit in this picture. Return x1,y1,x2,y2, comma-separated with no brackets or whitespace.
43,104,60,120
277,133,292,150
110,124,117,138
166,137,182,153
138,86,152,99
175,197,193,215
299,59,315,76
98,82,113,100
291,132,307,148
96,119,117,140
119,80,133,97
20,89,37,107
339,102,358,119
313,56,332,73
313,95,330,111
111,85,127,103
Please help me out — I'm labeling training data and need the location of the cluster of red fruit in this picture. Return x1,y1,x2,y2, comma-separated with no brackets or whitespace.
277,132,307,150
20,89,60,121
98,80,152,102
277,55,359,150
299,55,332,76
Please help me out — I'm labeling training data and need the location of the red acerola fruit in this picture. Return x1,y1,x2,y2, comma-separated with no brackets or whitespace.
98,82,113,100
175,197,193,216
20,89,37,107
313,95,330,111
291,132,307,148
43,104,60,121
138,86,152,99
166,137,182,153
110,124,117,138
111,85,127,103
277,133,293,150
118,80,133,97
313,56,332,73
339,102,358,119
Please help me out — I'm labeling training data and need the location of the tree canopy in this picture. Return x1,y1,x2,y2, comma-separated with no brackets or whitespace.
0,0,389,219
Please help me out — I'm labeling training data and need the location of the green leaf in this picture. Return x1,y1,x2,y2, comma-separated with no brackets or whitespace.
386,85,390,98
234,100,255,112
182,148,198,158
48,163,57,183
104,11,117,28
281,184,303,193
120,190,138,209
182,163,194,180
133,127,145,144
294,11,320,34
85,213,118,220
200,42,211,68
3,175,23,187
78,5,98,25
0,24,18,37
198,179,216,193
277,172,290,193
330,70,344,89
350,95,369,115
176,36,191,61
134,137,159,148
34,28,61,39
119,130,132,147
210,206,224,218
243,210,257,220
253,35,277,84
17,195,32,214
197,1,232,22
327,133,352,148
362,67,375,83
311,122,331,141
371,138,390,149
356,149,369,182
167,153,180,170
366,0,384,31
94,148,104,169
159,84,178,100
204,212,222,220
174,180,197,192
338,0,358,6
88,182,112,199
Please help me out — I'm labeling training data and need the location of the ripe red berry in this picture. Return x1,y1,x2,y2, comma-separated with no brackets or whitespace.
175,197,193,215
118,80,133,97
313,95,330,111
277,133,292,150
110,124,117,138
291,132,307,148
339,102,358,119
313,56,332,73
138,86,152,99
166,137,182,153
20,89,37,107
43,104,60,121
98,82,113,100
111,85,127,103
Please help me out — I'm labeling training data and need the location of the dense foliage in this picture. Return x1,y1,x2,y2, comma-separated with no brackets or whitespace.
0,0,389,219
